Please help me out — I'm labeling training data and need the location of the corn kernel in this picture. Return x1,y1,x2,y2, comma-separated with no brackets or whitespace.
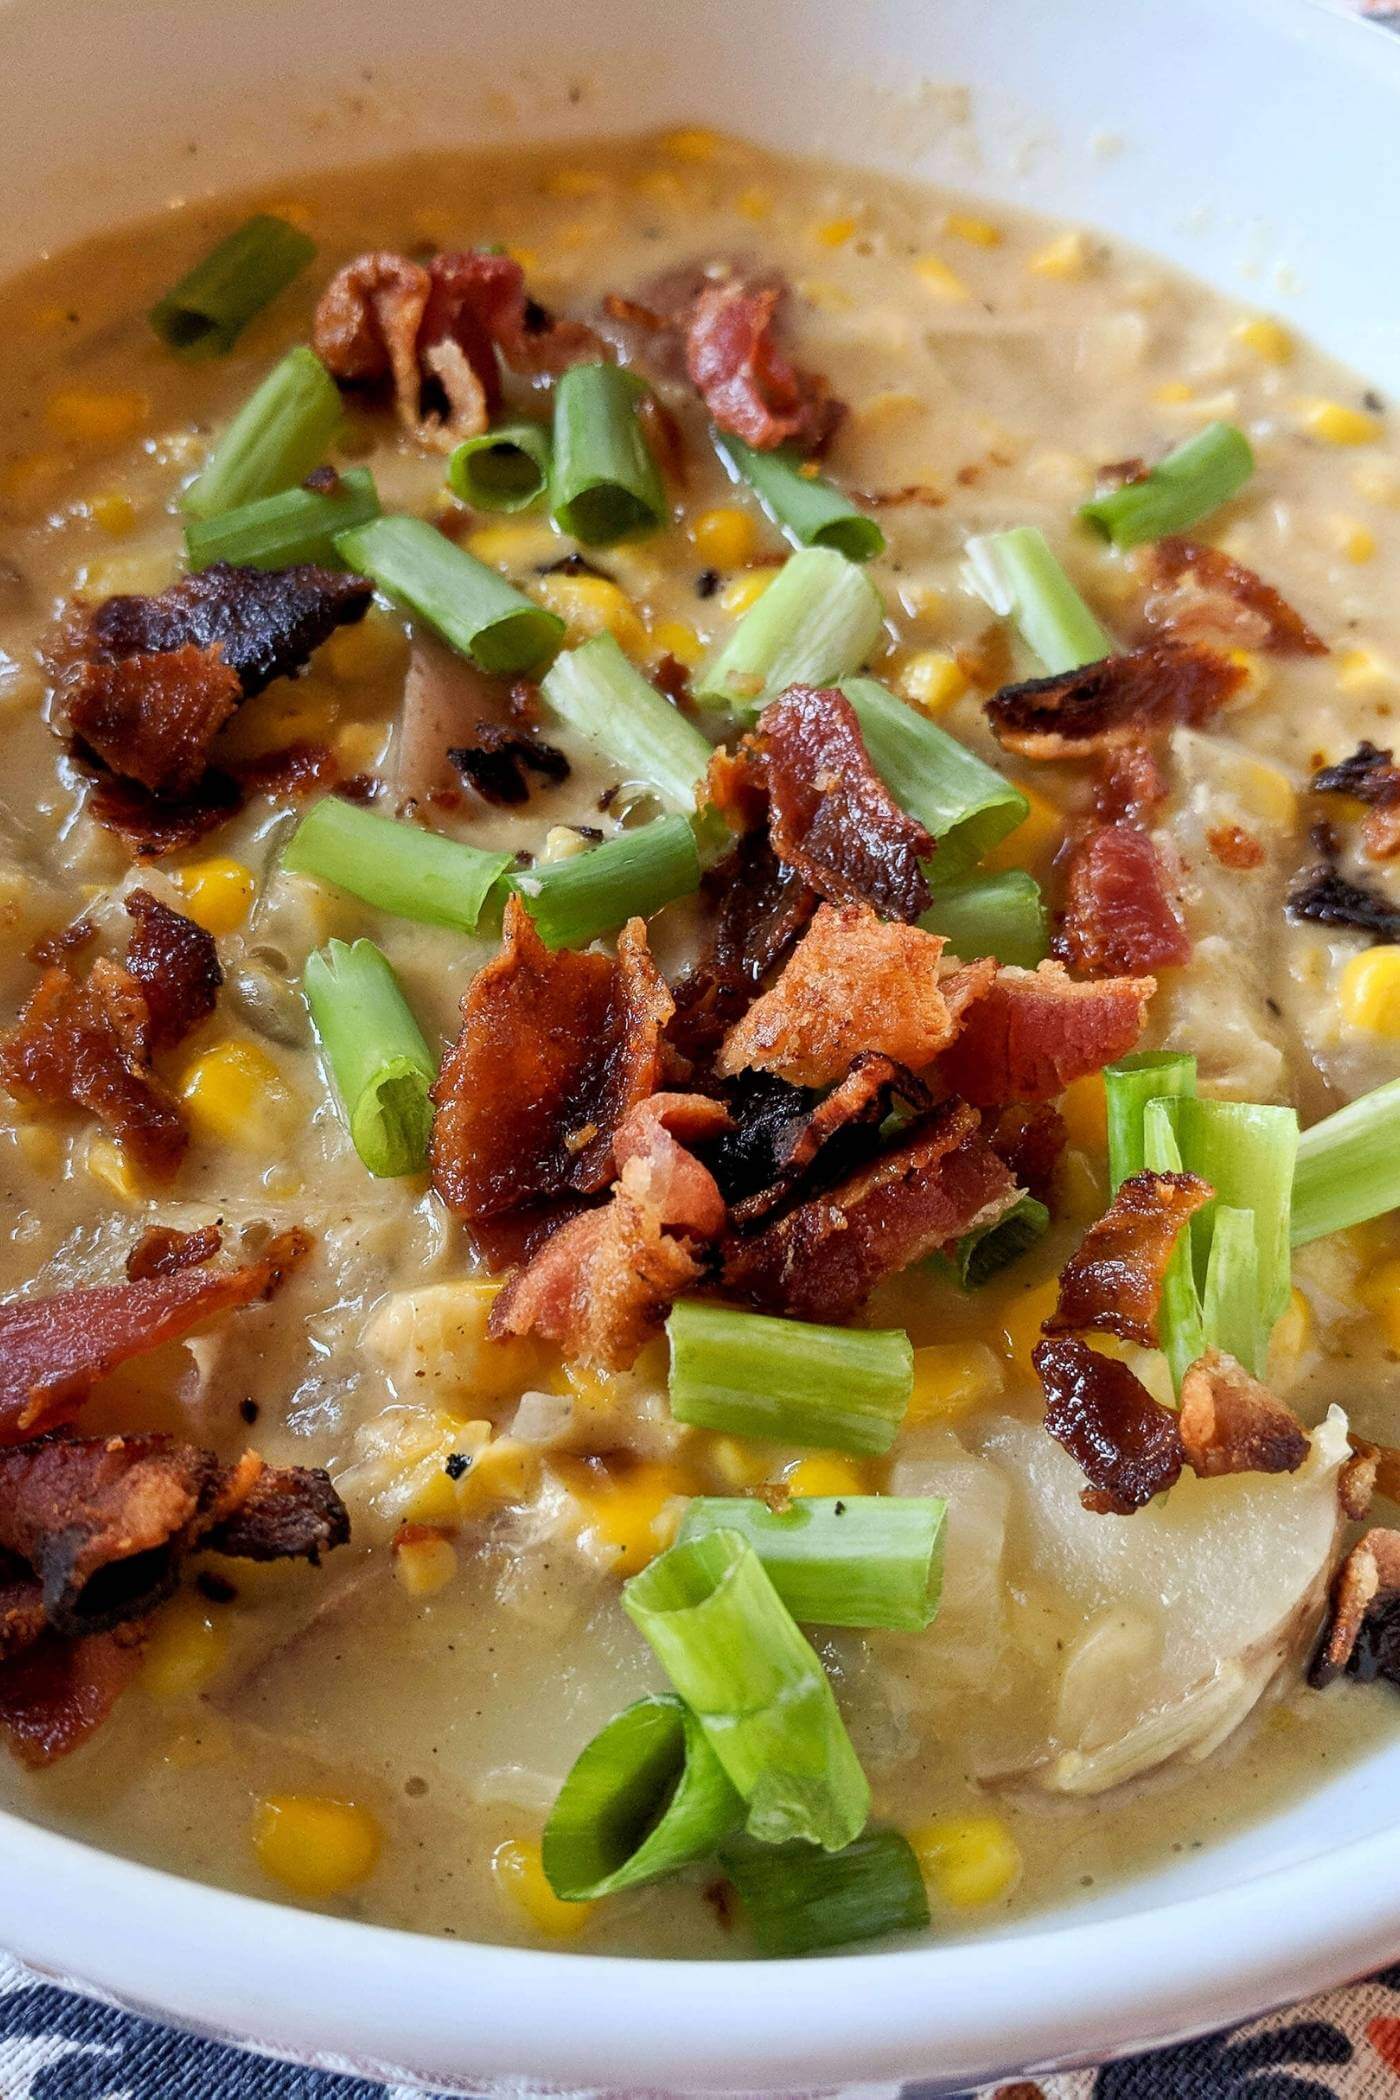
633,167,686,208
983,785,1064,872
1339,946,1400,1037
252,1795,381,1899
907,1343,1004,1426
173,856,255,936
27,302,72,332
944,212,1002,248
690,505,761,569
87,490,137,536
1059,1071,1108,1154
263,198,314,232
785,1455,868,1499
45,388,148,446
1359,1257,1400,1351
392,1527,459,1597
913,255,969,302
1337,645,1396,695
895,650,967,715
718,570,773,619
2,452,67,504
410,207,457,247
85,1136,143,1206
702,1434,775,1491
1268,1286,1314,1382
1302,400,1382,447
735,185,772,222
139,1598,227,1698
179,1040,298,1150
322,608,408,684
813,214,857,249
533,571,648,655
909,1814,1022,1909
466,520,561,571
1354,460,1400,507
569,1459,689,1575
1230,754,1297,832
492,1837,594,1936
662,126,723,162
1335,519,1378,564
549,166,610,200
542,825,590,864
1232,315,1293,365
360,1281,541,1411
1154,380,1194,407
648,617,704,669
999,1276,1061,1373
455,1434,539,1519
1029,231,1090,281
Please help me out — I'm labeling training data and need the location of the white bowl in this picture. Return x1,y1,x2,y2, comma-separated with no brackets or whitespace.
3,0,1399,2089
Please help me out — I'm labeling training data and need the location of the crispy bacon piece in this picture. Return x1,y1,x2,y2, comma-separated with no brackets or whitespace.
1045,1169,1211,1347
206,1458,350,1563
1287,856,1400,945
1034,1335,1185,1515
987,1102,1066,1208
984,641,1244,761
611,1091,733,1240
1061,821,1191,976
85,769,245,859
0,1556,45,1663
1095,740,1169,826
123,889,221,1052
668,832,816,1062
125,1222,223,1283
720,1099,1016,1322
1312,740,1400,861
935,960,1153,1108
0,1629,145,1769
447,723,570,807
1178,1349,1310,1479
714,1056,924,1228
0,1229,310,1444
430,899,671,1256
27,917,97,970
235,738,338,801
1310,1527,1400,1691
67,643,242,799
1146,537,1327,657
684,277,842,454
1207,822,1266,871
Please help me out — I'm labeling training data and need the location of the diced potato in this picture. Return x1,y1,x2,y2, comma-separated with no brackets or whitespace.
361,1281,544,1410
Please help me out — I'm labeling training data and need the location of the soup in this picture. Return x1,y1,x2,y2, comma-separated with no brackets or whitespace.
1,131,1398,1957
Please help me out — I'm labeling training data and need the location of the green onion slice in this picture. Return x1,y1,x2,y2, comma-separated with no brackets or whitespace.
335,515,564,676
955,1193,1051,1289
505,813,700,949
303,937,436,1178
1143,1097,1206,1394
1202,1203,1263,1373
540,634,712,813
447,421,552,513
183,346,343,523
283,797,511,934
715,432,884,562
1080,422,1255,550
919,871,1048,969
1292,1077,1400,1245
667,1300,912,1456
964,525,1112,674
541,1694,744,1902
721,1829,929,1957
1172,1097,1298,1333
623,1529,871,1852
694,547,885,711
185,466,379,572
550,363,667,544
841,677,1028,881
1104,1052,1197,1192
678,1496,945,1633
150,214,316,359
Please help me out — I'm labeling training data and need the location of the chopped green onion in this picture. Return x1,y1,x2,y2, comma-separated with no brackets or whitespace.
963,526,1112,674
623,1529,870,1852
283,797,511,933
1143,1097,1206,1394
955,1193,1051,1288
1172,1097,1298,1332
1080,422,1255,550
1202,1204,1263,1373
678,1496,945,1632
715,432,884,562
919,871,1048,969
447,421,551,513
183,347,343,522
694,547,885,711
149,214,316,359
335,515,564,675
539,634,712,813
302,938,436,1178
541,1694,744,1901
841,678,1027,879
1105,1052,1197,1192
505,813,700,949
549,364,667,544
1292,1077,1400,1245
721,1830,929,1957
666,1300,912,1456
184,466,379,572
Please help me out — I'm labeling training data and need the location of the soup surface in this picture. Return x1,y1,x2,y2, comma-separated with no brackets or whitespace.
1,131,1398,1957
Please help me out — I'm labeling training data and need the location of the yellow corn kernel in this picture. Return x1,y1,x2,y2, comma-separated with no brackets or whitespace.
895,650,967,715
533,571,648,656
1059,1146,1109,1225
1337,644,1396,695
77,548,175,597
322,607,408,684
1339,947,1400,1038
1220,647,1270,708
27,301,73,333
661,126,723,162
913,255,969,302
690,504,761,569
179,1041,298,1151
1230,754,1297,833
455,1434,539,1519
85,1136,143,1207
1303,400,1382,447
1359,1257,1400,1351
1232,315,1293,365
812,214,857,249
174,856,255,936
333,721,385,776
252,1794,381,1899
466,520,561,571
1335,519,1378,564
1029,231,1090,281
944,212,1002,248
2,452,67,504
785,1455,868,1499
263,197,314,231
909,1814,1022,1910
648,617,704,669
718,570,773,619
735,185,772,222
15,1121,62,1177
1059,1071,1108,1155
87,490,137,536
1154,380,1194,407
702,1434,775,1491
217,683,339,761
633,167,686,208
492,1837,594,1936
907,1343,1004,1426
139,1598,227,1699
547,167,608,199
392,1527,459,1597
360,1280,545,1411
571,1460,689,1575
999,1276,1061,1373
45,388,148,446
1268,1286,1314,1381
983,785,1064,872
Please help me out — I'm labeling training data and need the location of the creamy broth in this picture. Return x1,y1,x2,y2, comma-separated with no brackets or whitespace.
1,132,1398,1954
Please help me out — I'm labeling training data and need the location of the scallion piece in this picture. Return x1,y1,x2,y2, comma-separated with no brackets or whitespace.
1080,422,1255,550
1202,1203,1263,1373
841,678,1028,879
1292,1078,1400,1245
678,1496,945,1633
721,1830,929,1957
1172,1097,1298,1333
667,1300,912,1457
549,363,667,544
184,465,379,571
183,346,343,522
541,1694,744,1901
956,1193,1051,1288
540,634,712,813
1143,1097,1206,1393
335,516,564,676
694,547,885,711
283,797,511,933
303,938,436,1178
623,1530,871,1852
1105,1052,1197,1192
715,432,884,562
149,214,316,359
447,421,551,513
964,525,1112,674
505,813,700,949
919,871,1048,969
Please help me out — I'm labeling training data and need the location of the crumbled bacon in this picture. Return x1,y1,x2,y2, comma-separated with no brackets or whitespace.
714,1056,924,1227
1034,1335,1185,1515
125,1222,223,1283
1311,740,1400,861
935,960,1153,1107
684,276,842,453
123,889,222,1052
67,643,243,799
1045,1170,1211,1347
987,1102,1066,1209
0,1628,145,1768
448,723,570,806
1145,537,1327,656
984,641,1245,761
1207,822,1266,871
1310,1527,1400,1691
611,1091,733,1241
1287,855,1400,945
1061,822,1191,976
27,917,96,969
84,769,245,859
1178,1349,1310,1479
235,739,338,801
668,832,816,1062
1095,741,1169,826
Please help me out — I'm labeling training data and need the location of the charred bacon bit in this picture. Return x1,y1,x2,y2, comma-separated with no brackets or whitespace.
985,641,1245,761
1207,822,1266,871
0,1228,310,1444
1287,857,1400,945
684,276,843,454
668,832,817,1062
235,739,339,801
0,1628,145,1769
199,1458,349,1564
1310,1527,1400,1691
712,1056,923,1228
67,643,243,799
430,898,672,1255
936,960,1153,1109
1311,740,1400,862
85,768,245,860
1178,1348,1310,1480
720,1099,1017,1323
0,1555,45,1663
1034,1335,1185,1515
125,1221,223,1283
27,917,97,970
448,723,570,807
1095,741,1169,827
123,889,222,1053
1146,537,1328,657
1061,822,1191,977
1045,1169,1212,1347
987,1103,1067,1209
